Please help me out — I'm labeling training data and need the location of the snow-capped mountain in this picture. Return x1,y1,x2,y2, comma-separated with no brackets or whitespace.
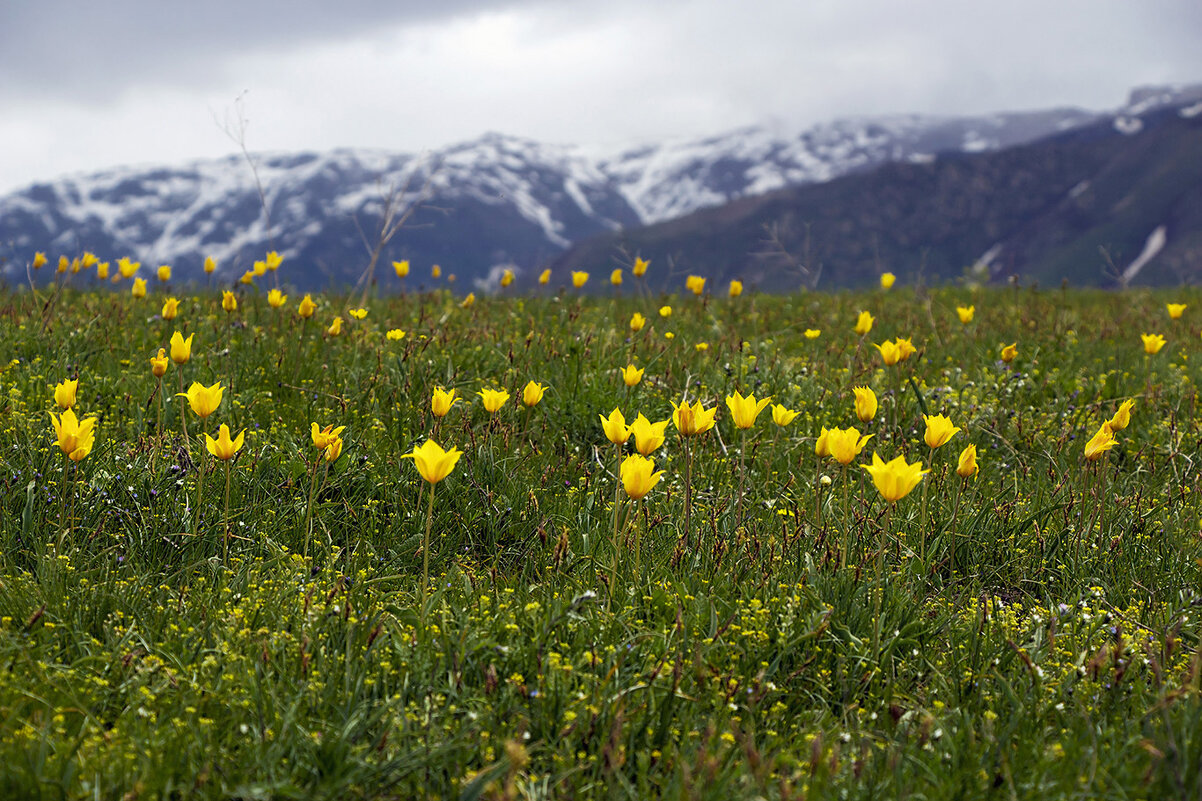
1,84,1199,290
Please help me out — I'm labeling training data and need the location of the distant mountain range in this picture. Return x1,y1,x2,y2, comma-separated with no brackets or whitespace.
1,84,1200,291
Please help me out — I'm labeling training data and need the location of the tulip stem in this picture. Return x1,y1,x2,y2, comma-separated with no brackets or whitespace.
841,466,851,567
421,481,435,635
610,444,622,610
682,437,693,548
222,459,232,567
177,371,190,455
303,457,320,559
949,477,964,575
919,447,933,566
194,451,207,537
737,429,747,532
872,503,892,669
153,376,164,476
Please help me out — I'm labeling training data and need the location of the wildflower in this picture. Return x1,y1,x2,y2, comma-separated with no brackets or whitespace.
621,364,645,387
521,381,546,407
725,390,772,430
298,294,317,319
432,264,442,278
170,332,194,365
118,257,140,279
923,414,961,448
49,408,97,462
239,271,255,286
538,268,551,285
252,260,267,277
629,312,646,333
1141,333,1166,354
393,260,410,278
431,387,459,417
1084,423,1116,461
621,454,664,500
672,398,717,437
403,440,463,484
267,289,287,308
853,387,877,422
957,444,979,478
815,426,831,457
874,340,901,366
771,404,799,426
685,275,706,295
501,268,515,288
478,388,510,413
632,257,649,277
610,269,622,286
956,305,974,324
161,298,180,321
863,452,928,502
461,293,476,308
659,305,672,318
33,252,47,269
1167,303,1187,319
599,408,629,445
203,256,216,274
729,280,743,298
81,252,97,268
854,311,874,335
54,378,78,410
1108,399,1135,432
70,257,82,274
386,329,405,341
131,278,147,298
324,436,344,463
96,262,110,280
880,272,896,290
150,348,169,378
205,424,245,461
348,308,368,320
57,256,69,274
311,423,346,450
221,291,237,313
804,329,821,339
628,414,669,455
178,381,223,419
571,271,589,288
157,265,172,282
826,427,872,465
1001,343,1017,363
327,317,343,336
265,251,283,271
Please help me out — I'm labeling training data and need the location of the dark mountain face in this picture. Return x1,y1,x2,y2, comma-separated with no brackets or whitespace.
0,85,1199,291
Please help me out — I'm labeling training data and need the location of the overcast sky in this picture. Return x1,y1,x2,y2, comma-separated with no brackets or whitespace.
1,0,1199,193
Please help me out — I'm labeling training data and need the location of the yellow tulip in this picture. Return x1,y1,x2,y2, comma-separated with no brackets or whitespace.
854,311,874,335
629,312,646,333
599,408,629,445
177,381,224,419
628,414,669,455
1084,423,1116,461
348,308,368,320
402,439,463,484
327,317,343,336
685,275,706,296
239,271,255,286
460,293,476,308
221,290,237,313
571,271,589,288
538,268,551,285
53,378,78,410
880,272,896,290
956,444,979,478
157,264,172,282
621,454,665,500
632,257,649,277
96,262,110,280
1000,342,1017,363
804,329,821,339
826,427,872,465
521,381,546,408
621,364,645,387
252,260,267,277
610,269,622,286
432,264,442,278
853,387,877,423
725,390,771,430
161,297,179,320
863,452,928,503
478,388,510,413
896,337,917,361
956,305,974,324
386,329,405,341
298,294,317,319
1167,303,1187,320
771,404,798,426
728,280,743,298
1141,333,1166,354
324,436,344,463
170,331,194,365
49,407,97,462
265,251,283,271
57,256,69,274
203,256,216,274
205,424,245,461
118,257,140,279
150,348,169,378
131,278,147,298
1108,399,1135,432
431,387,459,417
672,398,717,437
874,340,901,366
923,414,961,448
32,252,47,269
393,260,410,278
311,422,347,450
815,426,831,457
267,289,287,308
501,268,515,288
81,252,97,268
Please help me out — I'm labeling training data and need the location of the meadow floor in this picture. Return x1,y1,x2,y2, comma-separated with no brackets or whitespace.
2,284,1201,799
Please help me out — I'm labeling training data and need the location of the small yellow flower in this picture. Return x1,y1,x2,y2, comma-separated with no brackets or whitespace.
863,452,928,502
725,390,772,430
599,408,629,445
157,264,172,282
49,408,97,462
804,329,821,339
53,378,78,410
874,340,901,366
348,308,368,320
203,256,216,274
632,257,649,277
131,278,147,298
571,271,589,288
327,316,343,336
1084,423,1116,461
621,454,665,500
854,311,874,335
501,268,515,288
431,387,459,417
629,312,646,333
1000,342,1017,363
479,388,510,413
1108,399,1135,431
431,264,442,279
252,260,267,277
1167,303,1187,320
177,381,224,419
628,414,669,456
393,260,410,278
1141,333,1166,354
96,262,110,280
956,305,974,324
728,279,743,298
538,268,551,285
826,426,872,465
685,275,706,296
402,440,463,484
923,414,961,448
268,289,287,308
265,251,283,271
150,348,169,378
311,423,346,450
610,269,622,286
621,364,645,387
324,436,344,463
659,305,672,318
771,404,798,426
32,252,47,269
57,256,69,274
956,444,978,478
118,257,140,279
221,290,238,313
386,328,405,341
853,387,877,422
672,398,717,437
170,332,194,365
81,252,97,268
205,424,245,461
880,272,896,290
161,298,180,321
461,293,476,308
521,381,546,408
815,426,831,457
239,271,255,286
298,294,317,319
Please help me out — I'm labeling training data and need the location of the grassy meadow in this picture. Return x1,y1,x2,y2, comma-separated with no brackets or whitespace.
1,272,1202,799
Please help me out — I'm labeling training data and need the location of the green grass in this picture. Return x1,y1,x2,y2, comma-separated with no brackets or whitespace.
1,281,1202,799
